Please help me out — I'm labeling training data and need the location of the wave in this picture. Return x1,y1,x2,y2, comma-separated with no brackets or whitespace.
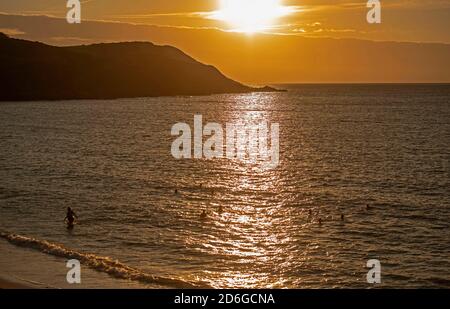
0,231,210,289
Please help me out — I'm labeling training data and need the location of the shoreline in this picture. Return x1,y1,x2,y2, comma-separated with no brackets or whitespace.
0,275,35,289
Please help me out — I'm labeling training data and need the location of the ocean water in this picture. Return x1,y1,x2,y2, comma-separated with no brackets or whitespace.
0,84,449,288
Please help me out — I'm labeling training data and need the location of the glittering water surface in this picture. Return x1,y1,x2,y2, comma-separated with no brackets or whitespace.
0,84,449,288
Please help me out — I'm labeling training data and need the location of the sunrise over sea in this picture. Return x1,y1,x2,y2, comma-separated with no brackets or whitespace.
0,1,449,302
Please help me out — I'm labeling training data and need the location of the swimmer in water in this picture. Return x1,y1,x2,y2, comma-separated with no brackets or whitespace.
318,218,322,225
218,206,223,214
175,189,178,195
200,210,207,219
64,207,77,228
341,214,345,221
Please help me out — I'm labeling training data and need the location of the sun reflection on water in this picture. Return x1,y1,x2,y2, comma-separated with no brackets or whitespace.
189,92,297,288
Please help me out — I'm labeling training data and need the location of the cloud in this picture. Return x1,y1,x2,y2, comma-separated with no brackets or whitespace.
110,11,209,18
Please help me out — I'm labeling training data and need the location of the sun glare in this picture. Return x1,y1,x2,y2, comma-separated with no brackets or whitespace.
212,0,295,33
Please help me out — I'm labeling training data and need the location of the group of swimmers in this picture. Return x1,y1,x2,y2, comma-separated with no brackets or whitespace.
66,184,373,228
200,205,223,219
176,186,373,223
314,204,371,225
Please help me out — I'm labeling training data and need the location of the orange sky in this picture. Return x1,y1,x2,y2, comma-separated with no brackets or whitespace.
1,0,449,43
0,1,449,83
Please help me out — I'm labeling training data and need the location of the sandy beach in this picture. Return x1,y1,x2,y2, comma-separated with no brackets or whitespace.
0,275,33,289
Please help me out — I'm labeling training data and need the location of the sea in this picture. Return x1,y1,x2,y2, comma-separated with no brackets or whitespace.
0,84,449,288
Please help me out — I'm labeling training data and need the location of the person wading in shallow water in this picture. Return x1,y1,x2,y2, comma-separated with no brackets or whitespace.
200,210,208,219
64,207,78,229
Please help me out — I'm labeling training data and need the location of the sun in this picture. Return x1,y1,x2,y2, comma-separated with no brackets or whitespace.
211,0,295,33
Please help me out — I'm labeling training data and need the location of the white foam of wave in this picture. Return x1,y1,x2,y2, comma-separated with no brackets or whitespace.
0,231,210,289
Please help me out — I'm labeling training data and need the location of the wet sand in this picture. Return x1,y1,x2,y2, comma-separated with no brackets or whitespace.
0,275,33,289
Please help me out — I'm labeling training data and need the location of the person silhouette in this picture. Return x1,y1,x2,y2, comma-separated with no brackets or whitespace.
200,210,207,219
64,207,78,228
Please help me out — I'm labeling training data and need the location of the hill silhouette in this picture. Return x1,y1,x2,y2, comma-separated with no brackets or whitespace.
0,33,278,101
